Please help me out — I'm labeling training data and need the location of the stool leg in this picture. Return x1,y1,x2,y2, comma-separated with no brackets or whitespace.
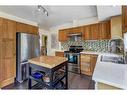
28,66,32,89
65,63,68,89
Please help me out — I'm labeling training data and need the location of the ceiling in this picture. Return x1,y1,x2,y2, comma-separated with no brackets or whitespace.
0,6,121,30
97,6,121,21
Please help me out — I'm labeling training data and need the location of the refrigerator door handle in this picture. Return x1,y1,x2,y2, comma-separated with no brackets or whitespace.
21,62,28,65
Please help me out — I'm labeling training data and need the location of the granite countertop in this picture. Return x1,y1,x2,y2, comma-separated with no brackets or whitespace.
28,56,68,69
55,50,123,56
92,54,127,89
56,50,104,55
80,51,102,55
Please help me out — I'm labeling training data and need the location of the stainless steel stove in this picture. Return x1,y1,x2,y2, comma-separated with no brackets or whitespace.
64,46,83,74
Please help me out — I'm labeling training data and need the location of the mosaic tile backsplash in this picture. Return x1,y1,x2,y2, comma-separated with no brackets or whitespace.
61,40,109,52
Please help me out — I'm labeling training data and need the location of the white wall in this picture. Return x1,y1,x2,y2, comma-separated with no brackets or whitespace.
39,28,52,56
48,16,99,56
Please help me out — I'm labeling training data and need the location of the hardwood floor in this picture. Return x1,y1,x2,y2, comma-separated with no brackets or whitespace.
2,72,95,89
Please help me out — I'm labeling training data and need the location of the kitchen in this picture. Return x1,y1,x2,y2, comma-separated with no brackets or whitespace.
0,5,127,90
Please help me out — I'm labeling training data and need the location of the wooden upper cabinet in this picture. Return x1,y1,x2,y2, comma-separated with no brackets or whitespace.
58,27,83,42
72,27,82,33
27,24,39,35
99,21,111,39
16,22,28,32
111,16,122,38
122,6,127,32
91,23,100,40
0,18,3,38
82,25,91,40
0,18,16,87
58,20,111,41
0,18,3,26
58,29,69,42
16,22,38,35
2,19,16,39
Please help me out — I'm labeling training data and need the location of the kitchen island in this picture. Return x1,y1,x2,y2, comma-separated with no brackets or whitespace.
28,56,68,89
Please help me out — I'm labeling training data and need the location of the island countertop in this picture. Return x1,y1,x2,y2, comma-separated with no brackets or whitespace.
92,54,127,89
28,56,68,69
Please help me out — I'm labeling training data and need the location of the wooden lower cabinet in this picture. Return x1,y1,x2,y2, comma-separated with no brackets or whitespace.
80,54,98,76
55,51,64,57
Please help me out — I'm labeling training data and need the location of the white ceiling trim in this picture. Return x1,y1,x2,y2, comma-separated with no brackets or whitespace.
0,11,38,26
49,16,98,31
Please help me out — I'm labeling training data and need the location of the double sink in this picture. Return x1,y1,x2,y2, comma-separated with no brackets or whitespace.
100,55,125,64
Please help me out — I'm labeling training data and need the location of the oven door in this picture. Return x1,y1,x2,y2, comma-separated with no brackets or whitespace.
64,53,80,73
67,54,78,64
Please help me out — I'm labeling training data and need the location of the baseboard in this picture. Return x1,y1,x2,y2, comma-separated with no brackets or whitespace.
0,77,15,88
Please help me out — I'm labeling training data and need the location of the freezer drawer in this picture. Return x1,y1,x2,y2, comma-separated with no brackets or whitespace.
16,62,29,83
21,63,29,81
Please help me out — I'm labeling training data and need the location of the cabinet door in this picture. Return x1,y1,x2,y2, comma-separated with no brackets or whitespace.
81,54,97,76
32,26,39,35
2,19,16,39
0,39,2,84
122,6,127,32
72,27,82,33
55,51,64,57
58,29,69,42
91,23,100,40
82,25,91,40
1,39,15,79
16,22,28,32
0,18,3,84
27,25,38,35
16,22,38,34
111,16,122,38
0,19,16,87
0,18,3,38
80,54,91,75
90,55,98,74
100,21,111,39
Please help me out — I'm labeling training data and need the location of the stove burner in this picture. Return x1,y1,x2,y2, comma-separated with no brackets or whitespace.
68,46,84,53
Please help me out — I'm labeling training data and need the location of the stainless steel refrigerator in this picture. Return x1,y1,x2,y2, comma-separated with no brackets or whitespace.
16,32,40,83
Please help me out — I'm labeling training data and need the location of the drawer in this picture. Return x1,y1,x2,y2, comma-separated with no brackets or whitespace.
81,55,90,58
55,51,64,57
81,59,91,63
81,55,91,62
81,63,91,72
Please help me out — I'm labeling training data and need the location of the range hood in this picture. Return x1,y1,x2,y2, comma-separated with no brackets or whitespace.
68,32,82,37
68,32,82,41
